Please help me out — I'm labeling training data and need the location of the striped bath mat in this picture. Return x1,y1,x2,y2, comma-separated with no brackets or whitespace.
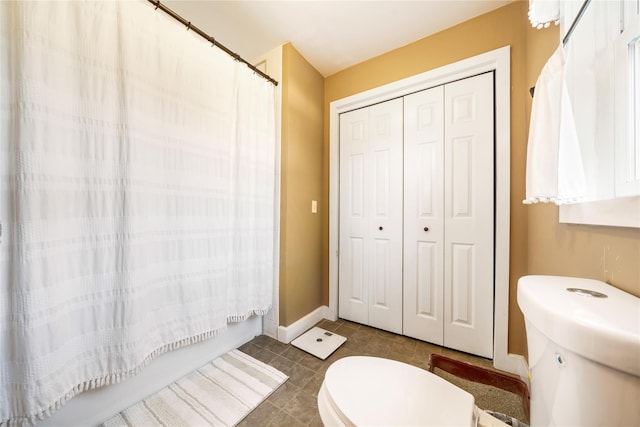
101,350,288,427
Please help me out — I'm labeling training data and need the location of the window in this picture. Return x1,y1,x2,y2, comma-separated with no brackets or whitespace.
562,0,640,199
634,37,640,182
614,2,640,196
629,35,639,181
559,0,640,227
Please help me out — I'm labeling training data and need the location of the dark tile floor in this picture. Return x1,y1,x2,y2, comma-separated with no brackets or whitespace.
236,318,507,427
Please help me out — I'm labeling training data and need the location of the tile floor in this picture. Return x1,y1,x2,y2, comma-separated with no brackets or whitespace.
237,318,509,427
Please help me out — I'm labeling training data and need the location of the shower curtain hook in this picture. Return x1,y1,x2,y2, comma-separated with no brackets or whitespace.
209,36,216,47
154,0,160,10
186,22,191,31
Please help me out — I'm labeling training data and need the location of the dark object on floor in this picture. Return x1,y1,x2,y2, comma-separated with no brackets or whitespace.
427,353,530,422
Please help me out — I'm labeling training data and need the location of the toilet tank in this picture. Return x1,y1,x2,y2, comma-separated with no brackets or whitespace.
517,275,640,427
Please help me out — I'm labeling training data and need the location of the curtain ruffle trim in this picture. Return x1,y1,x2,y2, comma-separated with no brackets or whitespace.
528,0,560,29
0,308,271,427
522,196,584,205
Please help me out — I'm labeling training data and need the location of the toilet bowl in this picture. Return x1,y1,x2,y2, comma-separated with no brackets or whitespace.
317,356,510,427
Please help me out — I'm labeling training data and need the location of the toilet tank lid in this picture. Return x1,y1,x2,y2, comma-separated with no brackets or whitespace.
324,356,475,427
517,275,640,377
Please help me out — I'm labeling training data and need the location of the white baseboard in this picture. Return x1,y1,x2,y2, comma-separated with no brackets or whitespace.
262,308,278,340
494,353,530,384
277,305,329,344
322,304,337,321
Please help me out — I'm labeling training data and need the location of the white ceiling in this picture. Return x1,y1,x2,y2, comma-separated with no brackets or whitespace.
164,0,513,77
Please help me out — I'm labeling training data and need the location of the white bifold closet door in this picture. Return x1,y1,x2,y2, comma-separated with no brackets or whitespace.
404,72,494,358
403,85,445,345
338,98,403,334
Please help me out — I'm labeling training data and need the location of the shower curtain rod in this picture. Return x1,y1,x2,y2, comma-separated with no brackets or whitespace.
147,0,279,86
562,0,591,46
529,0,591,97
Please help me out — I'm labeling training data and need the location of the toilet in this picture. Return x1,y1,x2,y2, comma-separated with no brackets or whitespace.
318,275,640,427
317,356,511,427
518,275,640,426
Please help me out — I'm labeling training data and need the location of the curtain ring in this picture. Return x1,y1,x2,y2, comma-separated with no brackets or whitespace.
154,0,160,10
186,22,191,31
233,53,241,62
209,36,216,47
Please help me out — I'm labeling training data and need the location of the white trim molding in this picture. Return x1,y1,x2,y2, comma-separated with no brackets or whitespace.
253,45,284,339
329,46,520,375
277,306,330,344
560,195,640,228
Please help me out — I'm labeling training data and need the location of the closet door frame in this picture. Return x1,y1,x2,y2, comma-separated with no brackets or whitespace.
328,46,523,377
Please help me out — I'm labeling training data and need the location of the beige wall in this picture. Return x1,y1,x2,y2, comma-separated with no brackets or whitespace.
321,1,640,356
279,43,325,326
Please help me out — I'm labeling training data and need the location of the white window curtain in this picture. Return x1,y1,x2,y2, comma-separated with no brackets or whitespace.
0,0,276,425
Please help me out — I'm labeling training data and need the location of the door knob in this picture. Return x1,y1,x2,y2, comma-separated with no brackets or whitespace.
378,226,383,230
423,227,429,232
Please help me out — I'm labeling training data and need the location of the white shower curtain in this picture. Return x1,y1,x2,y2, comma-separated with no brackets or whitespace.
0,1,276,425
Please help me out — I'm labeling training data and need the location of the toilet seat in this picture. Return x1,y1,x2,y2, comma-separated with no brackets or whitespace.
318,356,476,427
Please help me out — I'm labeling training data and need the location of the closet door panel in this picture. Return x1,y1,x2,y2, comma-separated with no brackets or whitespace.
367,99,403,334
403,86,445,343
451,243,474,324
339,99,403,333
415,241,437,312
451,136,473,216
345,237,366,302
443,72,495,358
339,108,370,325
